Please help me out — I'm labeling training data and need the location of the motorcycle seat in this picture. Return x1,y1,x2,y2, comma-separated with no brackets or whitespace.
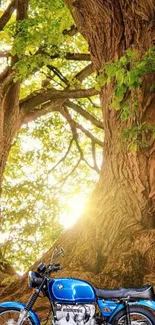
94,284,155,300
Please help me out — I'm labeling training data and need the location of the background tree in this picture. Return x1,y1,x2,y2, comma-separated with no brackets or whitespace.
0,0,102,278
1,111,100,272
0,0,101,189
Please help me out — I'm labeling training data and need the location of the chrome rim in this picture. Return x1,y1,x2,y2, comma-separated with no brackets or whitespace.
118,312,153,325
0,310,32,325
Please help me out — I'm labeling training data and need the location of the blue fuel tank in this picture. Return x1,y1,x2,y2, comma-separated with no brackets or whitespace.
48,278,96,304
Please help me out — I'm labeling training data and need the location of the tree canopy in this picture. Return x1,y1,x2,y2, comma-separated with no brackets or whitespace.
0,0,103,272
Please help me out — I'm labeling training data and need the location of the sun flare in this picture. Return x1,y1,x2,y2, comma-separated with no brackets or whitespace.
59,194,86,229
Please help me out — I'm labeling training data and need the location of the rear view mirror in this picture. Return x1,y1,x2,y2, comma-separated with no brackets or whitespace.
51,247,65,262
61,247,65,257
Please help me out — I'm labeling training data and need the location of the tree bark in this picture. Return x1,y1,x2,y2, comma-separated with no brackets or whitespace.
55,0,155,288
16,0,155,293
0,0,29,192
0,75,20,192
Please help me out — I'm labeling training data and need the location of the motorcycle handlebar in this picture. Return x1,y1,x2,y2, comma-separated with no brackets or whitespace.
47,263,63,274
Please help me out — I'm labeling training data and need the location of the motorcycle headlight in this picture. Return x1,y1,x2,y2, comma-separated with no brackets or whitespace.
28,271,43,288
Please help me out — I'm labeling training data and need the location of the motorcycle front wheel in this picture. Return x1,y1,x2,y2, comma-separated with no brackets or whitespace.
111,306,155,325
0,307,34,325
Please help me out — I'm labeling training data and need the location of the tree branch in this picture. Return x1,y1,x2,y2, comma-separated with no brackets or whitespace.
62,105,102,146
61,106,102,147
76,123,103,147
59,107,102,173
47,63,94,87
20,98,65,125
0,52,10,58
88,97,100,109
11,0,29,67
0,51,91,62
0,67,10,83
60,106,79,140
65,100,104,129
60,107,88,165
63,24,78,36
47,52,91,61
54,157,81,187
2,71,15,92
16,0,29,20
48,138,74,173
46,63,94,90
47,65,69,86
0,0,17,31
74,63,95,82
20,87,98,112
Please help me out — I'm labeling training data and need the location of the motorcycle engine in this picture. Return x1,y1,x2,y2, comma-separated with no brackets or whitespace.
54,304,95,325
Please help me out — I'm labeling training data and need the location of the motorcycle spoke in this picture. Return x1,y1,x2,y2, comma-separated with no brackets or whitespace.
117,312,153,325
0,310,32,325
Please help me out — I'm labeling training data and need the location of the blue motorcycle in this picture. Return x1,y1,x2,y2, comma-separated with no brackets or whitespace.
0,248,155,325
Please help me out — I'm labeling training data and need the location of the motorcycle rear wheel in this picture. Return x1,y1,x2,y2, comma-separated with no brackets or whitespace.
0,307,34,325
111,306,155,325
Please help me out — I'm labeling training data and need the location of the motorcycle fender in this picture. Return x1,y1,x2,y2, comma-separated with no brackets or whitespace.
109,300,155,323
0,301,40,325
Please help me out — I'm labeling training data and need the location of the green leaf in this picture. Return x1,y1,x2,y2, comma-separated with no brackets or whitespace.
95,83,101,91
120,56,128,64
114,86,126,102
96,74,107,87
127,71,140,88
121,103,130,121
116,69,125,86
126,49,138,59
106,64,117,77
111,100,121,110
128,141,138,151
150,84,155,92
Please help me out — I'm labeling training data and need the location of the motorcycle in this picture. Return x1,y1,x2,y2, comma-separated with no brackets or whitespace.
0,248,155,325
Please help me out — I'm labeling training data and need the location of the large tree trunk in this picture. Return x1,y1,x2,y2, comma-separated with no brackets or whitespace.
58,0,155,286
0,0,28,193
0,76,20,193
